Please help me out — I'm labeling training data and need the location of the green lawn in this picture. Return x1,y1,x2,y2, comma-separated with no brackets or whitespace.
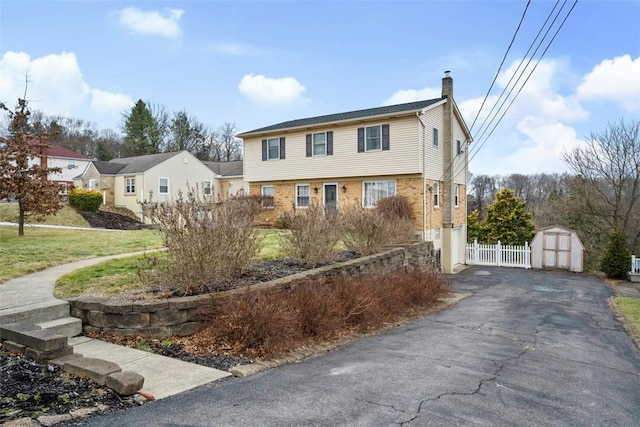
616,297,640,336
0,203,90,227
54,230,286,298
0,227,164,283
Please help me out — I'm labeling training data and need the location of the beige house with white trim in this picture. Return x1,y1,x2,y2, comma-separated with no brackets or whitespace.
238,73,472,273
74,151,247,221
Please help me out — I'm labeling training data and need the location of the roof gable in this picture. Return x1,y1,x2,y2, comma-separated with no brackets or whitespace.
204,160,243,177
30,142,90,160
237,98,445,137
107,151,182,174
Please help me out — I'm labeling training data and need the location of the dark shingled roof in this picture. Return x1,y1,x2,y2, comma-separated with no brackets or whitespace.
107,151,179,174
93,160,126,175
237,98,444,137
204,160,243,177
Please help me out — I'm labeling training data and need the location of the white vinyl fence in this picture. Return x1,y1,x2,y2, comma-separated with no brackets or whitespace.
632,255,640,274
466,240,531,269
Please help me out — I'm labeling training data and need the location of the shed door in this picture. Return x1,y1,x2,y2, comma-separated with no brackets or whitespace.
542,232,571,269
451,228,461,265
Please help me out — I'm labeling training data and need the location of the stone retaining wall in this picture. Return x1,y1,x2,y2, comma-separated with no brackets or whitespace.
68,241,439,339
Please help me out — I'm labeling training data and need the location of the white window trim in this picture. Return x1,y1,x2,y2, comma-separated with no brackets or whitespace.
365,125,382,152
125,177,136,195
295,184,310,209
362,180,396,208
202,180,212,196
267,137,280,161
455,184,460,207
88,178,97,190
312,132,327,157
456,139,462,156
433,181,440,208
158,177,170,195
433,128,439,147
261,184,275,209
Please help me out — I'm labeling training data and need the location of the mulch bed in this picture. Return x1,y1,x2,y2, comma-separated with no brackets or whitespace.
78,211,152,230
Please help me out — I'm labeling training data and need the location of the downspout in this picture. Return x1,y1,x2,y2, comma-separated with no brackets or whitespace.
418,112,427,241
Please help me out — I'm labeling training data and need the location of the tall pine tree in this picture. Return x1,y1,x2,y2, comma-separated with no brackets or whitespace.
123,100,158,156
477,188,535,245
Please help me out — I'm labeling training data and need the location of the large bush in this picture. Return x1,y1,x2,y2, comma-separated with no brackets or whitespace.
281,203,343,267
68,188,103,212
197,270,450,357
600,229,631,279
140,188,262,294
341,201,415,256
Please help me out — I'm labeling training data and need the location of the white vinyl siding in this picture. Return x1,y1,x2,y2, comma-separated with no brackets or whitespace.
158,177,169,194
244,116,420,182
363,180,396,208
295,184,310,208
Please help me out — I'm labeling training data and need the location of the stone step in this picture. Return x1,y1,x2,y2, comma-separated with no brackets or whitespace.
0,322,68,352
0,299,70,326
36,316,83,338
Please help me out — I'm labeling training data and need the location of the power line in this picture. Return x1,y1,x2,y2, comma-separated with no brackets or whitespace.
469,0,532,133
457,0,579,179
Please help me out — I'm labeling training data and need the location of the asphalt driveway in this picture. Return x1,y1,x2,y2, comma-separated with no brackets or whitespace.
85,267,640,426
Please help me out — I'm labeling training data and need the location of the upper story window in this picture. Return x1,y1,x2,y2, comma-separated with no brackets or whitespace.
358,124,390,153
306,132,334,157
295,184,310,208
261,185,274,208
67,161,76,169
455,184,460,207
456,140,462,156
363,180,396,208
433,181,440,208
202,180,212,196
262,137,286,161
159,177,169,194
433,128,439,147
125,177,136,194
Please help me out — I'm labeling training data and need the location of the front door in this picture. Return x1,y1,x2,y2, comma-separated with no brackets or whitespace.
324,184,338,213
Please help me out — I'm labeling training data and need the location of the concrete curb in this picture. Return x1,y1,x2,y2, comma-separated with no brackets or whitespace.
230,292,471,378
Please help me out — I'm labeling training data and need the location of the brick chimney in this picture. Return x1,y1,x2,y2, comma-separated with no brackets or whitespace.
441,70,456,274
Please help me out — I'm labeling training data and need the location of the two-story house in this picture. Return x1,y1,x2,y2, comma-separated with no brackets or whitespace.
30,143,91,195
238,72,472,273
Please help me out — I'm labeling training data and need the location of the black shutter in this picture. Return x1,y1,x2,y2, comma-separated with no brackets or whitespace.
327,131,333,155
357,127,365,152
382,124,390,151
261,139,267,161
306,134,312,157
279,137,286,159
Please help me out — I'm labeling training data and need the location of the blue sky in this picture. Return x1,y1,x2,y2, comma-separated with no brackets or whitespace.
1,0,639,175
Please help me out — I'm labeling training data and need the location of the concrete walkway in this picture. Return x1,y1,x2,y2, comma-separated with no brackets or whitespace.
0,252,231,400
0,221,120,232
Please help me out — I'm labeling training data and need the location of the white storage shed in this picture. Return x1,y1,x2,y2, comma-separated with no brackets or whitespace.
531,225,584,273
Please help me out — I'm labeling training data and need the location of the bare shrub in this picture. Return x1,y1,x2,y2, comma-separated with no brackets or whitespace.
195,269,450,358
281,203,343,267
199,289,301,357
376,195,413,220
139,188,262,295
341,203,415,256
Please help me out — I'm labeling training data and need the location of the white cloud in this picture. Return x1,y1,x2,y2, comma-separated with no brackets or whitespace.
238,73,306,105
384,87,441,105
0,51,132,126
118,7,184,39
214,42,253,56
90,89,134,114
577,55,640,111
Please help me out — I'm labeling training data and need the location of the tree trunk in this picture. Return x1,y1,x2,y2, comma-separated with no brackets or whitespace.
18,198,25,236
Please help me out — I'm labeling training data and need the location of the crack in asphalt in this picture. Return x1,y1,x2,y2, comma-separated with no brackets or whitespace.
359,398,408,414
396,326,540,426
536,351,640,376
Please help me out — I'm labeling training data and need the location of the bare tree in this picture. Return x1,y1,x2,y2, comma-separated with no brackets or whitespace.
468,174,498,219
0,99,63,236
210,122,242,162
562,119,640,254
166,110,208,159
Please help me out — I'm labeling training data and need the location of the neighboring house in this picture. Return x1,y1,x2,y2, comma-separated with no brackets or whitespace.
30,143,91,195
74,151,247,221
238,72,472,273
203,160,248,200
